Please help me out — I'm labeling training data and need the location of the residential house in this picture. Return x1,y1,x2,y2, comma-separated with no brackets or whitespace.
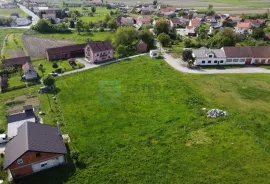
169,18,182,28
189,19,201,27
185,26,196,36
136,40,148,53
16,18,31,26
243,19,265,28
7,105,36,138
1,56,31,67
22,62,38,80
46,44,87,61
136,17,152,27
84,41,114,63
160,7,176,16
192,48,226,65
222,46,254,65
0,2,18,8
228,16,242,23
120,17,134,26
235,22,253,34
4,122,67,179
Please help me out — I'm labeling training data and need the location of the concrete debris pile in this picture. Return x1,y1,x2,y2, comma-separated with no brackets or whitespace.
207,109,228,118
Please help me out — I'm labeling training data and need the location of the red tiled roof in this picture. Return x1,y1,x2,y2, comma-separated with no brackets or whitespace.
1,56,30,67
170,18,181,24
244,19,265,25
191,19,201,26
138,17,152,24
186,26,195,30
236,22,251,28
223,46,253,58
250,46,270,58
160,7,176,13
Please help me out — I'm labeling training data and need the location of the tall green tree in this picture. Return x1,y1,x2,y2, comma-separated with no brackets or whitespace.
207,28,238,48
139,29,155,49
154,19,169,35
182,50,194,66
252,28,265,39
43,75,55,87
114,27,138,47
108,19,117,30
76,19,84,34
91,6,96,14
157,33,170,47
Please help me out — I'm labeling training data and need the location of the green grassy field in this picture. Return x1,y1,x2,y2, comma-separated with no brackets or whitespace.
33,31,115,44
2,33,28,58
0,8,28,17
2,56,267,183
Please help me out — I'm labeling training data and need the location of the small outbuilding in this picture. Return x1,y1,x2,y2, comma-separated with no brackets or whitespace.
136,40,148,53
150,50,159,58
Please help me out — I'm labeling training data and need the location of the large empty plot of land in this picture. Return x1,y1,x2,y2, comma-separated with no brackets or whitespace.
22,35,74,58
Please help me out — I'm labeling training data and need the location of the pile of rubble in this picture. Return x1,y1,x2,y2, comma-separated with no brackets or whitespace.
206,109,228,118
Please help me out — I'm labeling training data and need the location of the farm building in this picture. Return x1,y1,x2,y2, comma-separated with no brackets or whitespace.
1,56,31,67
22,62,38,80
4,122,67,179
136,40,148,53
192,46,270,66
7,105,36,138
85,41,114,63
46,44,87,61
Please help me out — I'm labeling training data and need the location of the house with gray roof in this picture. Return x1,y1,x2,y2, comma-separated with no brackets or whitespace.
192,48,226,65
4,122,67,179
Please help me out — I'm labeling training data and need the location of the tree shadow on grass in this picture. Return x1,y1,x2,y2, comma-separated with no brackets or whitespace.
17,144,76,184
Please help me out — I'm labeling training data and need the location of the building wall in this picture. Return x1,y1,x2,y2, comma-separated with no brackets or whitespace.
235,27,253,34
9,151,65,178
137,43,148,53
24,70,38,80
195,57,226,65
253,58,270,64
85,45,114,63
226,57,250,65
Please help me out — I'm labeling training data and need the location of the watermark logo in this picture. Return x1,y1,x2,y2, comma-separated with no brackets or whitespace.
99,81,121,104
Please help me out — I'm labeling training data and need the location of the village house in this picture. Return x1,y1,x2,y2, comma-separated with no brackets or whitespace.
192,48,226,65
7,105,36,138
185,26,196,36
0,2,18,8
85,41,114,63
169,18,182,28
243,19,265,28
1,56,38,80
228,16,242,23
189,19,201,27
4,122,67,179
136,40,148,53
22,62,38,80
160,7,176,16
235,22,253,34
46,44,87,61
16,18,31,26
136,17,152,27
120,17,134,26
248,46,270,64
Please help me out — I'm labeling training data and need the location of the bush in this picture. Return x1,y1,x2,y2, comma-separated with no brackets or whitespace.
54,67,63,73
52,62,58,68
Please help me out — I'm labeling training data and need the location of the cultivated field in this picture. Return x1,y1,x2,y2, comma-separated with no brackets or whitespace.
22,35,74,58
0,8,28,17
8,56,270,183
7,48,25,58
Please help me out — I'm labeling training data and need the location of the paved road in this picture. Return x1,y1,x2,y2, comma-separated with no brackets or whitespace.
18,4,40,26
59,53,148,77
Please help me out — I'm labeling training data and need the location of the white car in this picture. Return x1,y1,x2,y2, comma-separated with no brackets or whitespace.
0,134,8,144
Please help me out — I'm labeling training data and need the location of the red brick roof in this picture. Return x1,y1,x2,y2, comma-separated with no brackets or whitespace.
170,18,181,24
223,46,270,58
87,41,113,53
160,7,176,13
186,26,195,30
190,19,201,26
236,22,251,28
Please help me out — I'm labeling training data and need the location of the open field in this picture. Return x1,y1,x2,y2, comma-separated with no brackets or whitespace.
28,31,116,44
0,8,28,17
0,56,267,183
70,7,111,23
2,33,28,59
22,35,74,58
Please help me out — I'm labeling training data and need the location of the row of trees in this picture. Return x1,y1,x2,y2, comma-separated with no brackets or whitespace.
32,19,71,33
0,17,13,26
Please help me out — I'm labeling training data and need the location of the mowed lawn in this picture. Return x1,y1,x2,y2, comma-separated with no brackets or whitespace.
2,33,28,58
17,56,270,183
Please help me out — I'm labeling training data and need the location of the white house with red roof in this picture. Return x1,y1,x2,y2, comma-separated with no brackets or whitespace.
189,19,201,27
243,19,265,28
235,22,253,34
185,26,196,36
136,17,152,27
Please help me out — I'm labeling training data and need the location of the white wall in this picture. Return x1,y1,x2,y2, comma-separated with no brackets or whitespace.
195,57,226,66
32,155,65,173
225,58,247,65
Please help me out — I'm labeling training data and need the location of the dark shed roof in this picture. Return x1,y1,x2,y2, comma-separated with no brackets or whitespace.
1,56,31,67
250,46,270,58
7,111,35,123
223,47,253,58
46,43,87,55
4,122,67,169
23,105,33,111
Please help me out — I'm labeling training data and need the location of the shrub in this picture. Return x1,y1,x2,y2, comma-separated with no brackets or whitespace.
52,62,58,68
54,67,62,73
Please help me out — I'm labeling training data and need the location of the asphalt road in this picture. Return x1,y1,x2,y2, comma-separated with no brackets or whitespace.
18,4,40,27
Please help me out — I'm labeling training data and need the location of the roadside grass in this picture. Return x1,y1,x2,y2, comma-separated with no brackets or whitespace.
0,8,28,17
12,56,270,183
0,29,26,60
32,58,85,77
30,31,115,44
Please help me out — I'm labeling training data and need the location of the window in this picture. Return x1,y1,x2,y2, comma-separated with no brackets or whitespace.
17,159,23,164
220,60,224,63
97,54,99,56
227,59,232,62
40,162,48,167
240,59,245,62
214,60,217,63
209,55,213,58
233,59,239,62
208,60,211,64
36,152,41,157
202,61,205,64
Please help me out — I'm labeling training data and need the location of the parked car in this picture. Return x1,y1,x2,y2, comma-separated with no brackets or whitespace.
167,48,172,53
49,72,59,77
38,86,52,93
0,134,8,144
